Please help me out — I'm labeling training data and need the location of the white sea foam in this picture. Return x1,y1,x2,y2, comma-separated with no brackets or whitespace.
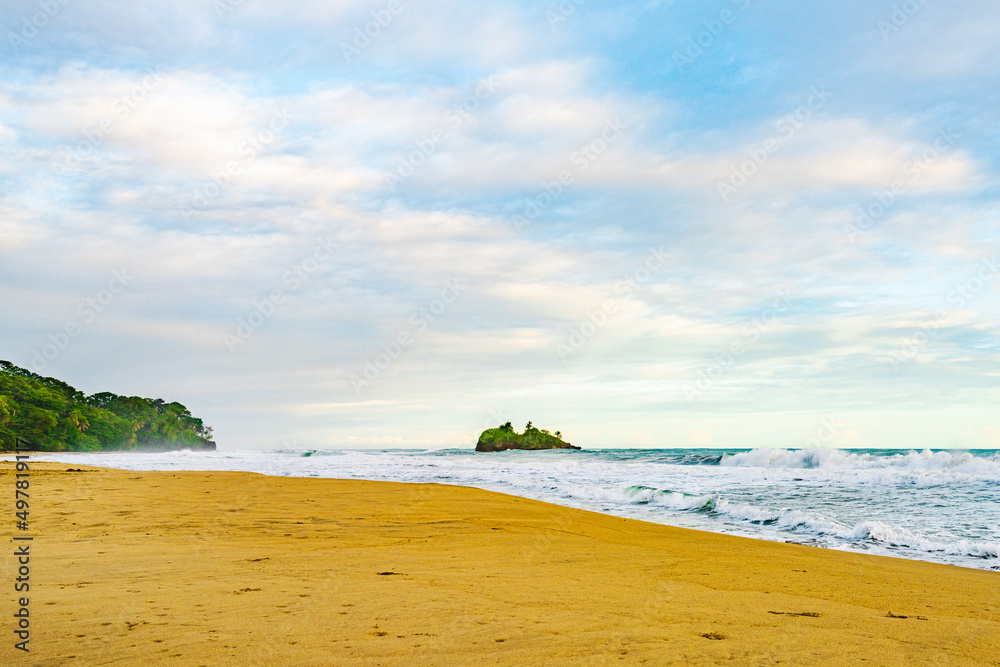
18,447,1000,570
614,483,1000,560
721,447,1000,475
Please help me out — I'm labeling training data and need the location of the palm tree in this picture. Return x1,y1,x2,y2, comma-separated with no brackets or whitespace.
68,409,90,433
128,419,143,448
0,395,14,426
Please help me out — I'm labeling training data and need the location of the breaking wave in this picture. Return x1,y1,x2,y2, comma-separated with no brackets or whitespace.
620,484,999,560
720,448,1000,476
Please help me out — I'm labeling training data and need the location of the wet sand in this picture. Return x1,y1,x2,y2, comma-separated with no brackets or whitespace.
2,462,998,665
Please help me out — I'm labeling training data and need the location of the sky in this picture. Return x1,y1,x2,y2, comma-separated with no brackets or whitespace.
1,0,998,450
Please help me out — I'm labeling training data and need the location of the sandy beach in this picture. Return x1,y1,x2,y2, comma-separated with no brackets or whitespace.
3,461,998,666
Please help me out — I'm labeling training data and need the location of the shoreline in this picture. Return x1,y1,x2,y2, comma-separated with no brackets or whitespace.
2,461,998,664
12,449,1000,573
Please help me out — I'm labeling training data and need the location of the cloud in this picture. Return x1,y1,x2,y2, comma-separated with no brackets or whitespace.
1,1,998,448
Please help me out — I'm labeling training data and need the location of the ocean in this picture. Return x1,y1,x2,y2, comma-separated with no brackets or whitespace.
38,447,1000,571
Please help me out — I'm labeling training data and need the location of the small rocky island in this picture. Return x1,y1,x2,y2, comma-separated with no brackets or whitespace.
475,421,580,452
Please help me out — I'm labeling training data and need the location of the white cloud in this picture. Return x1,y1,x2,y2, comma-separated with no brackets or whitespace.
1,1,999,449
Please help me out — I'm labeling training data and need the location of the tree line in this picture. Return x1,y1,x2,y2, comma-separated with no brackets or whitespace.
0,361,215,451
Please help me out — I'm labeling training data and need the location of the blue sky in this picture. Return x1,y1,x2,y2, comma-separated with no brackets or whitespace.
1,0,998,449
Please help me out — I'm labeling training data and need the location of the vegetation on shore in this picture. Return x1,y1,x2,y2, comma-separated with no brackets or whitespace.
0,361,215,451
475,421,580,452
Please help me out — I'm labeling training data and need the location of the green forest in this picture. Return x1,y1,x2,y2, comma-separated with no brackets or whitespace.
0,360,215,451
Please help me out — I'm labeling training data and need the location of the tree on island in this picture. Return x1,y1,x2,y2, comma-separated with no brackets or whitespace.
475,421,580,452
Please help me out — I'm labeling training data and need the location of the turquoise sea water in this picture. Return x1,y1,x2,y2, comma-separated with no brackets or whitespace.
36,447,1000,570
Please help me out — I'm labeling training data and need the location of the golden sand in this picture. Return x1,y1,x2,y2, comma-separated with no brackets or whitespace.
2,462,998,665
